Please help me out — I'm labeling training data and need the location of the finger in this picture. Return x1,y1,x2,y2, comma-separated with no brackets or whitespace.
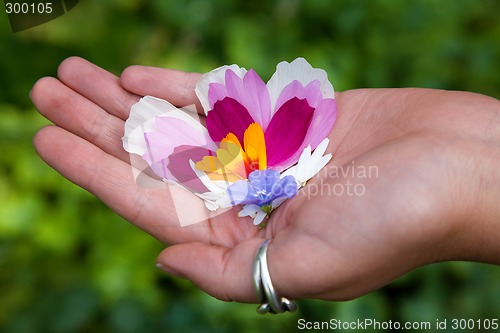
31,76,128,162
57,57,139,120
156,238,265,303
33,125,213,245
120,65,202,112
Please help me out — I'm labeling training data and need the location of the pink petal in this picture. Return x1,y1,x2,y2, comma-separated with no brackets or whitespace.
206,97,254,143
195,65,247,115
207,82,228,109
224,69,272,129
274,80,323,112
206,69,272,130
143,116,214,192
304,98,338,149
267,58,334,112
143,117,210,166
265,98,314,168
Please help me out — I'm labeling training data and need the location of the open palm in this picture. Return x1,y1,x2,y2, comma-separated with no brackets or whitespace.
32,57,500,304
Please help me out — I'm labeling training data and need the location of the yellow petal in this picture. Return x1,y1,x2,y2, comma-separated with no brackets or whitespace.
195,156,222,173
216,141,247,179
222,133,251,167
244,122,267,171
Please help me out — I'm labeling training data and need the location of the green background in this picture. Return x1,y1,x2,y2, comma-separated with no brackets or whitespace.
1,1,499,332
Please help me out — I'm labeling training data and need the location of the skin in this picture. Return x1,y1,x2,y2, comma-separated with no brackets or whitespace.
31,57,500,304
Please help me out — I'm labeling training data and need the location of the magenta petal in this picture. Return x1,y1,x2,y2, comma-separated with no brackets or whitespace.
146,144,210,193
265,98,314,167
206,97,254,143
167,145,212,192
280,98,337,168
276,98,337,169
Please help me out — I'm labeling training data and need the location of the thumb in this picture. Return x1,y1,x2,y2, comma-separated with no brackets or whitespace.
155,238,266,303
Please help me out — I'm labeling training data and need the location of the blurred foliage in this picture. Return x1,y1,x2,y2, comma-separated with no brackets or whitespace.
0,0,499,332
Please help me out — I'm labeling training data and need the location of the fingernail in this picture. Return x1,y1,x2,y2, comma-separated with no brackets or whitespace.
155,263,186,279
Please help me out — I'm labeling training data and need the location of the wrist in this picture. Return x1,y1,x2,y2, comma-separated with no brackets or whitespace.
441,96,500,264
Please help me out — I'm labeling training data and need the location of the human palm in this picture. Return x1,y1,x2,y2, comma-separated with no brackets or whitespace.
32,57,500,304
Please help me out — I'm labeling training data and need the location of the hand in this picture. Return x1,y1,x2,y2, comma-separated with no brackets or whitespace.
31,57,500,304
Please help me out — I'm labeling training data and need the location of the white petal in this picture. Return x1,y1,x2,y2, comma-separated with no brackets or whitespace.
267,58,334,111
123,96,169,155
280,165,297,179
216,195,233,209
282,137,332,184
188,160,229,194
253,211,267,225
193,193,219,211
195,64,248,115
311,137,329,159
298,145,312,166
238,204,260,218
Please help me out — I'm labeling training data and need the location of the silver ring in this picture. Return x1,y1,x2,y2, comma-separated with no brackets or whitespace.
253,239,297,314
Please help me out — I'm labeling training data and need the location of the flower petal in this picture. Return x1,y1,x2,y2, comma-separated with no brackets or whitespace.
189,160,231,210
267,58,334,113
207,82,228,109
195,65,247,114
274,98,337,170
226,179,254,206
281,138,332,185
244,122,267,171
143,115,213,176
264,97,314,168
165,145,213,192
123,96,174,155
124,96,216,157
275,80,323,111
189,160,229,194
206,97,255,144
253,211,267,225
273,175,299,199
224,69,272,129
132,99,218,193
302,98,338,150
238,204,261,218
204,69,272,130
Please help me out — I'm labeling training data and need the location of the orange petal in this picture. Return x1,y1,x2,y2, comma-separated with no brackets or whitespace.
244,122,267,171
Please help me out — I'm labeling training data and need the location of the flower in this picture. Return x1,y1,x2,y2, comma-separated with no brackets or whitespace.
228,169,297,206
223,169,298,226
197,58,337,172
122,58,337,226
226,169,298,226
